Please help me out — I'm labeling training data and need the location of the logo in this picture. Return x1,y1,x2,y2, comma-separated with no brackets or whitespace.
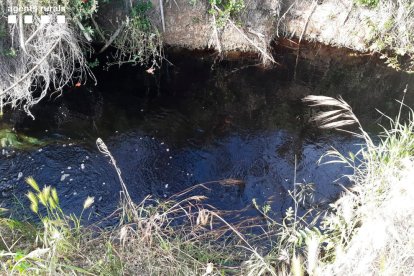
6,5,66,25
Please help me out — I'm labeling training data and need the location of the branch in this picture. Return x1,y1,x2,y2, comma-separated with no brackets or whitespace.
98,22,125,54
91,16,107,43
74,18,92,42
298,0,318,44
210,14,222,52
226,19,276,64
212,5,276,64
159,0,166,32
18,13,28,54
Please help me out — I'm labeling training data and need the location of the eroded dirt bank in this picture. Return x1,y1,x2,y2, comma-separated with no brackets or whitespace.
99,0,412,60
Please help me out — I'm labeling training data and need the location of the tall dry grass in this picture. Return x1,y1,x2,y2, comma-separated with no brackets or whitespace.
304,91,414,275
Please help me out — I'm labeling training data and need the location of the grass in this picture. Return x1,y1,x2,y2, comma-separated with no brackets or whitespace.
2,93,414,275
354,0,414,71
105,0,163,69
303,91,414,274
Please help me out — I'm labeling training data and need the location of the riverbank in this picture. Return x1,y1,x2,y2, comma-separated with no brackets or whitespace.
1,95,413,275
97,0,414,69
1,0,413,118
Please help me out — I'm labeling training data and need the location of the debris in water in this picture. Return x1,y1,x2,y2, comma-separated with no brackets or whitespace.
81,163,85,170
60,174,70,181
219,179,245,186
146,67,155,74
17,172,23,180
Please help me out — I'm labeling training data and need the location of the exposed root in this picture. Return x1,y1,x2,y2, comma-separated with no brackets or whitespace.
0,0,94,117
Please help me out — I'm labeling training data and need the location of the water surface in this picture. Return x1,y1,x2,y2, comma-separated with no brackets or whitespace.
1,48,413,221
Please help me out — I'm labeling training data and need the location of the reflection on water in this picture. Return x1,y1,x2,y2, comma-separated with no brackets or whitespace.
1,48,413,221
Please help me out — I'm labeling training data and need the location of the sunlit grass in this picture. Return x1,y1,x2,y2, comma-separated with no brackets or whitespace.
304,91,414,275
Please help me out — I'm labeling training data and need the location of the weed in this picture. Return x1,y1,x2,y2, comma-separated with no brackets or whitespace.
108,1,163,68
0,177,95,274
355,0,380,8
208,0,245,27
303,90,414,274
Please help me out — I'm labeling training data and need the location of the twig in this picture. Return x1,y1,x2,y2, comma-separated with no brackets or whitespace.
295,0,318,80
277,1,297,37
298,0,318,44
98,22,125,54
96,138,139,220
159,0,166,32
211,14,222,53
226,18,276,64
91,16,107,43
74,18,92,42
25,23,44,46
210,5,276,64
18,13,27,54
342,2,354,25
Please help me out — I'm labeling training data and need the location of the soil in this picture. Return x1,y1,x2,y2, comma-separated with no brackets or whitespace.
96,0,399,59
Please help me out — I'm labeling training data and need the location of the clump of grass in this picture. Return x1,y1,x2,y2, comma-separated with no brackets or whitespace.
303,91,414,275
0,177,95,274
107,1,163,69
355,0,380,8
0,0,94,118
363,0,414,71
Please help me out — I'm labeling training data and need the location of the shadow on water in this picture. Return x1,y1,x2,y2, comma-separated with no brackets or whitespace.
1,47,414,222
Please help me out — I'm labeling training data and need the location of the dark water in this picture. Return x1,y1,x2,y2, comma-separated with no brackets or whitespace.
1,48,414,221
